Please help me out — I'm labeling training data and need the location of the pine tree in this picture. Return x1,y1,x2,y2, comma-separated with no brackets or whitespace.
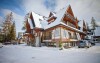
9,22,16,41
91,17,97,30
2,12,16,42
91,17,97,37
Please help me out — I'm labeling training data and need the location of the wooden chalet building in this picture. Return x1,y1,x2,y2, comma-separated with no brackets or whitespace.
24,5,87,47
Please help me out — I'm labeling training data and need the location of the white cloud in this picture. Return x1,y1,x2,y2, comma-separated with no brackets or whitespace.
55,0,68,12
22,0,50,17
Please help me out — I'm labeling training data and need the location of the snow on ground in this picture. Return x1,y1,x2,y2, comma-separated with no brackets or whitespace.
0,43,100,63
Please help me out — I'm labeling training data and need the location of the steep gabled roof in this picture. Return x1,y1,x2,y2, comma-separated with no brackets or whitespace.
66,5,74,17
29,12,44,28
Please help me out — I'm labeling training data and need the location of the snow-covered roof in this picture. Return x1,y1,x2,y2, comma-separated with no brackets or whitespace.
31,12,44,28
43,6,68,29
40,6,84,34
40,20,48,29
28,5,86,34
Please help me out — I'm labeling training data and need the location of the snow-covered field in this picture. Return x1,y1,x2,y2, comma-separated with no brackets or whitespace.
0,43,100,63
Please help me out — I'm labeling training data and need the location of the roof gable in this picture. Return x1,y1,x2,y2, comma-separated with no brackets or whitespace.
66,5,74,17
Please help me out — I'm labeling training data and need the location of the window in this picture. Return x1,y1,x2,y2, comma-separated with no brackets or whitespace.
62,29,68,38
63,30,66,37
55,28,60,37
68,32,72,39
73,32,77,39
44,31,52,40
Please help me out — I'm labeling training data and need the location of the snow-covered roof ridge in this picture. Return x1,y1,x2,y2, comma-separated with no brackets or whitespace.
31,11,44,17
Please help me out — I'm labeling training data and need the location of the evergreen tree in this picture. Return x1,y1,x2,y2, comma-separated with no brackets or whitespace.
91,17,97,30
9,22,16,41
2,12,16,42
91,17,97,37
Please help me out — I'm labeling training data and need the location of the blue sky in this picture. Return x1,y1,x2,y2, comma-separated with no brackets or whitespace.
0,0,57,16
43,0,57,11
0,0,100,36
0,0,25,17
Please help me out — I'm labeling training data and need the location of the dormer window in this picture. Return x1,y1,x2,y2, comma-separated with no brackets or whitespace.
47,16,57,24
